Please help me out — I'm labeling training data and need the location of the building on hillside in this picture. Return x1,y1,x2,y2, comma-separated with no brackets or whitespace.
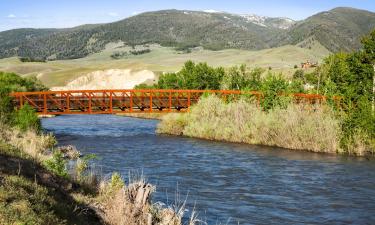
301,60,318,69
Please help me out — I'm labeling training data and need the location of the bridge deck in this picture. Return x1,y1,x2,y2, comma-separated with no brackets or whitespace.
10,89,333,115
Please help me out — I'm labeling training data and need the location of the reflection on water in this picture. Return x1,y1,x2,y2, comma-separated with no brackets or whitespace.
42,115,375,225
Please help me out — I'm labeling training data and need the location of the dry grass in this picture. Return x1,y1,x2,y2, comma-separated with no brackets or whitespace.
96,173,199,225
0,123,56,160
157,95,343,153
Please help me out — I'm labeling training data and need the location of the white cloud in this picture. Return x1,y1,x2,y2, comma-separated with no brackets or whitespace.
7,14,16,18
132,11,139,16
108,12,119,17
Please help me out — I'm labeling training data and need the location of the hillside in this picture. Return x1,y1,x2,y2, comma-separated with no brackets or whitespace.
0,7,373,60
286,7,375,52
0,43,329,87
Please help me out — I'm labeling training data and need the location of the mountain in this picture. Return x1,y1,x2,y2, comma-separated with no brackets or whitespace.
0,7,374,60
0,28,57,58
286,7,375,52
239,14,295,29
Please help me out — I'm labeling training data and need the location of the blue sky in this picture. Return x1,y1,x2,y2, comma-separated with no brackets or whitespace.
1,0,374,31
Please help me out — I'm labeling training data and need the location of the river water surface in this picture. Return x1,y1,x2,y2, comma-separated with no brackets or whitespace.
42,115,375,225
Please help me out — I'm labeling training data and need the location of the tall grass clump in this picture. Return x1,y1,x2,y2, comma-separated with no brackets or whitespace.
157,95,342,153
96,172,201,225
0,123,56,160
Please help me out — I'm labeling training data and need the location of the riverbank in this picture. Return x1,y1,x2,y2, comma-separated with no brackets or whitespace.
156,95,374,156
0,143,103,224
0,123,198,225
116,112,166,120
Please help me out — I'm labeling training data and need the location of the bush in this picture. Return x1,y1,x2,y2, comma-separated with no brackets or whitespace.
13,104,41,132
293,69,304,80
74,154,97,180
0,88,13,124
43,151,68,178
260,73,291,111
158,95,342,153
0,72,47,93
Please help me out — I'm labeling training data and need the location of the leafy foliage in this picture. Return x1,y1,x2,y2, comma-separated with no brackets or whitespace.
260,73,291,110
13,104,41,132
0,71,48,93
157,61,225,90
0,72,47,126
43,150,68,178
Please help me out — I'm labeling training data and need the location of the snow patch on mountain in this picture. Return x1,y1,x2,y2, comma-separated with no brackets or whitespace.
203,9,221,13
240,14,295,29
240,14,268,27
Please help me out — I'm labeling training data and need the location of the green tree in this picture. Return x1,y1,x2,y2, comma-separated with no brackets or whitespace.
260,73,291,111
361,29,375,113
318,31,375,150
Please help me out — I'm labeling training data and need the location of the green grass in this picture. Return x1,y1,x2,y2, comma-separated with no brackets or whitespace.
0,175,66,224
0,43,329,87
0,141,102,225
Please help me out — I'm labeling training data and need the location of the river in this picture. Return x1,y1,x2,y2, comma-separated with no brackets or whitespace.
42,115,375,225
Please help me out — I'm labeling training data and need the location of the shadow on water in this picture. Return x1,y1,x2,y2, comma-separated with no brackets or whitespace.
42,115,375,225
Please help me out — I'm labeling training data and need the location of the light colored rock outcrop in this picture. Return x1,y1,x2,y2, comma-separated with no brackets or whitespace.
51,69,155,90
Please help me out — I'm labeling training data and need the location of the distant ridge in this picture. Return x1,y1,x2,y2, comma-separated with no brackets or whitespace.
0,7,374,60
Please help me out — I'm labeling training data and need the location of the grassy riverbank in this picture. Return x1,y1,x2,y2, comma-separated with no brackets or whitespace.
157,95,373,155
0,141,102,224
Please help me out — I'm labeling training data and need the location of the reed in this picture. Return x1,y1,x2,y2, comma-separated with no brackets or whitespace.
157,95,344,154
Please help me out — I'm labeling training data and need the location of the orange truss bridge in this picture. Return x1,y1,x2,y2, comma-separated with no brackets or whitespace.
10,89,336,115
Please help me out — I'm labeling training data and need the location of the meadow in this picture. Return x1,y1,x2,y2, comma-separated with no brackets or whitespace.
0,42,328,87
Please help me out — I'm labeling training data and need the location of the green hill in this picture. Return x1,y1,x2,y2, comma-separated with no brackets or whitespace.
286,7,375,52
0,7,374,60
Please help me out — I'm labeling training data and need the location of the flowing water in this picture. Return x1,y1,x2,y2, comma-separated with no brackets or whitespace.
42,115,375,225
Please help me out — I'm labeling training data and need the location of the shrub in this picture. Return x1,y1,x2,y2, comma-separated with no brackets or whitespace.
13,104,41,132
74,154,97,179
156,113,189,135
260,73,291,111
43,151,68,178
0,88,13,124
158,95,342,153
293,69,304,80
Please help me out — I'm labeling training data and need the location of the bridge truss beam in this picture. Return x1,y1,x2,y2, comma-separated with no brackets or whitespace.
10,89,339,115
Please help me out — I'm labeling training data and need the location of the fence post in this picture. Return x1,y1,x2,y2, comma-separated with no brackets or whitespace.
109,91,113,114
130,91,133,113
187,91,191,112
43,94,47,114
149,91,153,113
169,91,172,112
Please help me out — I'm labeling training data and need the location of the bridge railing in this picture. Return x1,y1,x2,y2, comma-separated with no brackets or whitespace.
9,89,263,115
10,89,340,115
